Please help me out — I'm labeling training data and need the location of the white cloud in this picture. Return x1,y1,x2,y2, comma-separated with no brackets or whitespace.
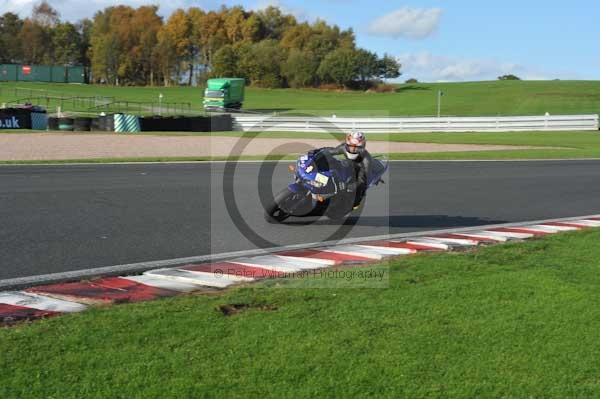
396,52,562,82
368,7,442,39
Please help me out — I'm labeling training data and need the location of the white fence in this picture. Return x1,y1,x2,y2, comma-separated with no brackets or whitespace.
232,114,599,133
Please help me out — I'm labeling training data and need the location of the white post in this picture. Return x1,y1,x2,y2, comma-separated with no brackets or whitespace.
159,93,163,116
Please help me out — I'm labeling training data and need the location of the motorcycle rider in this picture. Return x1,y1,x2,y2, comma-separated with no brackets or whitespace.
322,131,372,208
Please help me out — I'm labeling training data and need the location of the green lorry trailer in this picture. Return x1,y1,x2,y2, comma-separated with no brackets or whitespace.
203,78,245,112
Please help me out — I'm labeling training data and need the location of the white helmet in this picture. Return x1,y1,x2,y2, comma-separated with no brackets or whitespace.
344,131,366,160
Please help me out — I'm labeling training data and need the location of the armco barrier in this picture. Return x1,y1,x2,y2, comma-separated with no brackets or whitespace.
232,114,599,133
212,114,233,132
138,115,232,132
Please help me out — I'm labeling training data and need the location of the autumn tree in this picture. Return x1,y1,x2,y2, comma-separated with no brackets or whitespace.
1,3,398,89
191,9,228,76
90,7,125,84
130,6,162,85
154,27,177,86
31,1,59,28
19,19,50,63
224,7,246,43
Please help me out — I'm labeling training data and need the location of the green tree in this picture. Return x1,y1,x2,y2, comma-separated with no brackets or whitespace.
211,44,239,77
317,47,358,87
498,74,521,81
241,14,263,42
282,49,318,88
257,6,296,40
76,18,93,67
354,49,378,87
239,40,286,88
53,22,81,65
90,7,122,84
0,13,24,63
378,53,401,81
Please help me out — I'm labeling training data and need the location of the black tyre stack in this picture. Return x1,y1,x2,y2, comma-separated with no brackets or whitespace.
73,117,93,131
90,117,103,131
58,117,74,131
47,117,59,130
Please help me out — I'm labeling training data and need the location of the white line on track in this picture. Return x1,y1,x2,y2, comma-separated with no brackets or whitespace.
1,214,598,291
3,158,600,167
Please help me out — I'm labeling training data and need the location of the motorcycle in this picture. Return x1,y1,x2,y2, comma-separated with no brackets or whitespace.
264,149,388,223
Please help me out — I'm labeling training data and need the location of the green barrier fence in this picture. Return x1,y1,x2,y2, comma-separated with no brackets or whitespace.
0,64,87,83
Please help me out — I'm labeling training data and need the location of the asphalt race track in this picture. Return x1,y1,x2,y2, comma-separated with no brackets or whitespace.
1,160,599,280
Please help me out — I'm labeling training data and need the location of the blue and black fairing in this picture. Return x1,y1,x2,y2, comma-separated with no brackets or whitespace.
289,151,350,196
289,150,387,194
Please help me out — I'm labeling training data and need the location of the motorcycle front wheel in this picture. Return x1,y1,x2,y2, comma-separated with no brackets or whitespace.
264,188,295,223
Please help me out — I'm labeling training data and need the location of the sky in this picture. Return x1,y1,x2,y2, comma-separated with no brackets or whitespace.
2,0,599,82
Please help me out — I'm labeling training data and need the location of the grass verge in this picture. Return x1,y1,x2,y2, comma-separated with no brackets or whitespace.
2,230,600,397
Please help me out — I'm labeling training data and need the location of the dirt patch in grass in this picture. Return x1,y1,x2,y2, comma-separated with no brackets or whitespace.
217,303,278,316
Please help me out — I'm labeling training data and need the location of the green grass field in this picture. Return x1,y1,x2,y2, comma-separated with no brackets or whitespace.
2,230,600,398
2,80,600,116
2,81,599,162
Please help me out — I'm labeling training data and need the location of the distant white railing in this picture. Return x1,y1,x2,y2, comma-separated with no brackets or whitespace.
232,114,599,133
